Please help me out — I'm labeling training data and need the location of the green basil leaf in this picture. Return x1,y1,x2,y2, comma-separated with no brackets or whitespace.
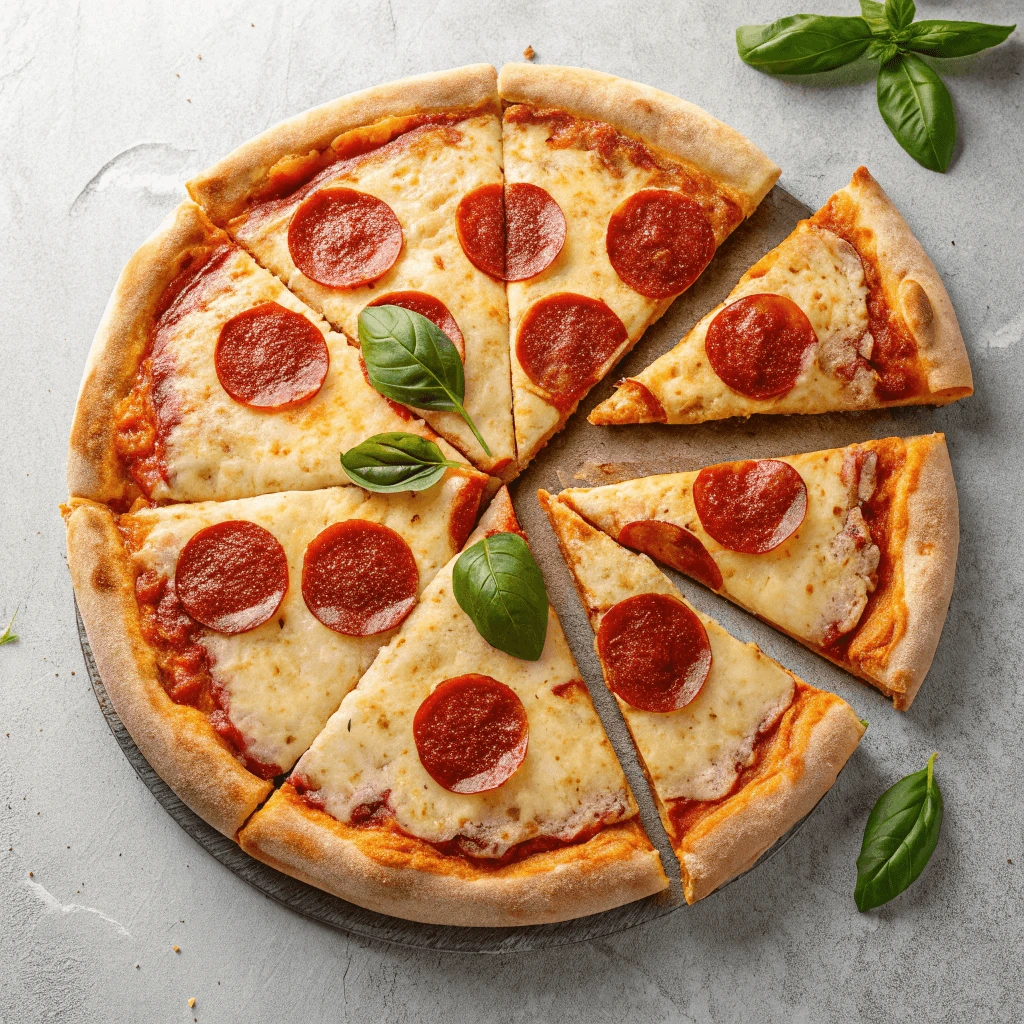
877,53,956,172
885,0,916,32
856,753,943,911
860,1,890,35
341,432,462,493
0,609,17,646
866,38,900,63
736,15,873,75
905,20,1015,58
453,532,549,661
358,305,492,457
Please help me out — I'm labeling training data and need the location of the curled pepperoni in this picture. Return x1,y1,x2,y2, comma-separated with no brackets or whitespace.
301,520,418,635
693,460,808,554
596,593,711,713
456,183,505,279
413,674,529,793
175,521,289,635
618,521,724,591
705,293,818,400
505,182,566,281
214,302,329,409
606,189,716,299
516,293,628,409
366,291,465,361
287,188,402,288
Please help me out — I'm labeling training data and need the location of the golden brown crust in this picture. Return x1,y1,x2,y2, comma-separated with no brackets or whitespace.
66,201,226,503
188,65,499,224
238,786,667,926
66,502,272,837
497,63,780,215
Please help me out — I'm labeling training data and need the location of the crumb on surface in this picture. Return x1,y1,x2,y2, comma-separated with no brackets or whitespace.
523,45,535,60
188,998,196,1008
173,945,181,953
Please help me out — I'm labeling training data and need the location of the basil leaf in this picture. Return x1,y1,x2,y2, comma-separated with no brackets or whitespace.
905,21,1015,59
855,753,943,911
358,305,492,457
341,432,462,493
866,38,899,63
453,532,549,661
877,53,956,172
736,15,873,75
0,609,17,646
885,0,915,33
859,1,890,35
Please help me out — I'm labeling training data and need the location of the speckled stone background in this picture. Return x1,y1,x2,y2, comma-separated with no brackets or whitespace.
2,1,1022,1021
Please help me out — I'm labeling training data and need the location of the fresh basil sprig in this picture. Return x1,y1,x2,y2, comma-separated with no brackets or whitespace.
736,2,1015,172
358,305,492,457
341,432,463,493
855,752,943,911
453,532,549,661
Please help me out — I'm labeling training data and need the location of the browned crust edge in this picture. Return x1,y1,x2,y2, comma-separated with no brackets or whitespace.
188,64,499,224
238,787,667,927
66,502,272,837
497,63,780,215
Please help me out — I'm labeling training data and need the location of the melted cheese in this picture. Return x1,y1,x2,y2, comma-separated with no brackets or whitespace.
293,558,636,856
130,480,473,772
228,115,514,474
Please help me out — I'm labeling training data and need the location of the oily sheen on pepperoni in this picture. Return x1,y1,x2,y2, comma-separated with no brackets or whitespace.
693,460,808,554
517,293,628,409
301,520,418,636
175,521,289,635
413,675,529,794
366,291,465,361
705,293,818,400
214,302,330,409
456,183,505,279
287,188,403,289
596,593,711,713
618,521,724,591
606,189,716,299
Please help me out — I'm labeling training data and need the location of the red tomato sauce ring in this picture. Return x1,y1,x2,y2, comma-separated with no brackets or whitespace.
366,291,465,361
618,521,724,591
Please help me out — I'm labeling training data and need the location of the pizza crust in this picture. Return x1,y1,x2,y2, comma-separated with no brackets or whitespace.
238,786,667,927
497,63,780,214
65,501,272,836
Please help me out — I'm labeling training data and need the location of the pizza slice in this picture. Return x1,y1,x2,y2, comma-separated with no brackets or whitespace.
239,488,668,926
65,473,485,837
591,167,973,426
186,65,515,478
67,200,479,505
496,63,780,467
555,433,958,710
539,491,864,904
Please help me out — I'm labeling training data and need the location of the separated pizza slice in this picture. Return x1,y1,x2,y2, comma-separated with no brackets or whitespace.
556,433,958,710
496,63,780,467
187,65,515,478
65,474,486,837
591,167,973,426
68,200,481,505
540,491,864,904
239,488,668,926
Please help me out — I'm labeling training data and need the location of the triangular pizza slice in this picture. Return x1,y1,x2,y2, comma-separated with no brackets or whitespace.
497,63,780,467
187,65,515,478
540,491,864,904
239,488,668,926
591,168,973,426
556,433,958,710
66,474,486,837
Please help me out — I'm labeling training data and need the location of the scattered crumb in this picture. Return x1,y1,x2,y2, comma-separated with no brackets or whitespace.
173,945,181,953
523,45,535,60
28,871,33,877
188,998,196,1008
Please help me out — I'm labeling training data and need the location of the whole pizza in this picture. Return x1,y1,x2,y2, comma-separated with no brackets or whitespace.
64,63,971,926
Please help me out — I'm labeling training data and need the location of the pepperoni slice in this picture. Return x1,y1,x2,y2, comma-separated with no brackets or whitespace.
606,189,716,299
516,293,628,409
693,460,808,554
596,593,711,713
175,521,289,635
366,291,465,361
413,674,529,793
505,182,566,281
214,302,330,409
287,188,403,289
302,520,418,635
704,293,818,400
618,521,724,591
456,183,505,279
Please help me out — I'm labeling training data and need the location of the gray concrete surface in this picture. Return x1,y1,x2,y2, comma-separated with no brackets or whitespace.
2,1,1021,1021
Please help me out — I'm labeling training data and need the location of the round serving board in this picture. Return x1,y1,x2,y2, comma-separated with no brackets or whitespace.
82,186,848,953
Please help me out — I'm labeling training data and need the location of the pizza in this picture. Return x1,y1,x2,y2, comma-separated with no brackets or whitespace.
539,491,865,903
591,167,973,426
553,434,958,710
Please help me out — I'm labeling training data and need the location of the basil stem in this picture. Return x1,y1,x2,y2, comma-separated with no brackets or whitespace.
341,432,463,493
737,15,873,75
877,53,956,173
